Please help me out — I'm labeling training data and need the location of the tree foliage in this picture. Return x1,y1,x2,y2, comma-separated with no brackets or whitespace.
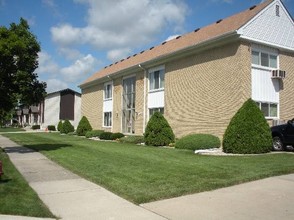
60,120,74,134
223,98,272,154
144,112,175,146
0,18,46,115
76,116,92,136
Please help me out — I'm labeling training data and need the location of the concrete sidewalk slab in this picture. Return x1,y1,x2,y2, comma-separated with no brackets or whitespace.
0,135,165,220
142,174,294,220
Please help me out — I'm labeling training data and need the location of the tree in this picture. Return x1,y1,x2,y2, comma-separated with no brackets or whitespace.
144,112,175,146
76,116,92,136
223,98,272,154
0,18,46,119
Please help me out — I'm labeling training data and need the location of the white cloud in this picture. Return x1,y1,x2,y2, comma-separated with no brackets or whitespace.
165,35,180,41
46,79,68,93
58,47,84,61
107,48,132,62
60,54,98,82
51,0,188,61
37,51,59,74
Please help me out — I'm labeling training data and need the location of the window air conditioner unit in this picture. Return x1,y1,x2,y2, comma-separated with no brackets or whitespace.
272,70,286,79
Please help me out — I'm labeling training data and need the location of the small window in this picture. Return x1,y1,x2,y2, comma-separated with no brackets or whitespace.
252,51,260,65
104,83,112,100
104,112,112,127
149,108,164,117
149,69,164,91
260,53,269,67
269,55,277,68
256,102,278,118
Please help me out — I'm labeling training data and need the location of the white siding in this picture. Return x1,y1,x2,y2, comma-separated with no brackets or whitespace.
239,0,294,50
44,93,60,127
251,67,279,102
148,90,164,108
103,99,113,112
73,94,81,128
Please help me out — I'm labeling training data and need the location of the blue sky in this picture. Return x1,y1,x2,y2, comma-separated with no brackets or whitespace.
1,0,293,93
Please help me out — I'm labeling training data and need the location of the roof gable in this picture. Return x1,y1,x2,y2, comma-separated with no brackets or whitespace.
80,0,274,87
238,0,294,50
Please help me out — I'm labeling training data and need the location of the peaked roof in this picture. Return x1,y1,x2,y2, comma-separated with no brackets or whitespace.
81,0,274,87
47,88,81,97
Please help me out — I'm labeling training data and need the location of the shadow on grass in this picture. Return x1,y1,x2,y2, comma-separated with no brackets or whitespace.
4,143,71,153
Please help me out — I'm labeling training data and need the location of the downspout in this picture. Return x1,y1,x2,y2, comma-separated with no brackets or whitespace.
139,64,147,133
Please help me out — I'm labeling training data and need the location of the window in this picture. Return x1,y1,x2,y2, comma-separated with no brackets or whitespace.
256,102,278,118
251,50,277,68
104,83,112,100
149,69,164,91
104,112,112,127
149,108,164,117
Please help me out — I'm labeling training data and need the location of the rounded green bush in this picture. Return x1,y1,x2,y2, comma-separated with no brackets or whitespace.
57,120,63,132
110,132,125,140
85,130,104,138
47,125,56,131
119,135,145,144
175,134,220,150
60,120,74,134
31,125,40,130
99,131,113,140
144,112,175,146
76,116,92,136
223,98,272,154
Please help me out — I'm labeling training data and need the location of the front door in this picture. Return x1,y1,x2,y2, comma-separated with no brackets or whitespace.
122,77,136,134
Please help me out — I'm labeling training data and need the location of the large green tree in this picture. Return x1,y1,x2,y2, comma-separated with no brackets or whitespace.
0,18,46,116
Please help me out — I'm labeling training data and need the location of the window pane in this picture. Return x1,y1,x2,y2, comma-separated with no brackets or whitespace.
154,71,160,89
252,51,259,65
269,55,277,68
261,53,269,67
270,104,277,117
261,103,269,117
149,73,154,90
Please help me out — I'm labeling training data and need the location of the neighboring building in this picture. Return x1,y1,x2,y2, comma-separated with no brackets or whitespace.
15,88,81,129
80,0,294,138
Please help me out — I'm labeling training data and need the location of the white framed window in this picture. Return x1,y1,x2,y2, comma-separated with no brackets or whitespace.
104,82,113,100
149,107,164,118
255,101,278,118
251,50,278,68
104,112,112,127
149,67,164,91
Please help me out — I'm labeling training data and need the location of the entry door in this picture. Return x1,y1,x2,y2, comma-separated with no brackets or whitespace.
122,77,136,134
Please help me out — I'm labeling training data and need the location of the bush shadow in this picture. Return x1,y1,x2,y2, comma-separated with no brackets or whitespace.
4,143,71,153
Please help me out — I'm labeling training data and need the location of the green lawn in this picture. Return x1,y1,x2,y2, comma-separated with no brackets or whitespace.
0,127,25,132
4,132,294,204
0,148,55,218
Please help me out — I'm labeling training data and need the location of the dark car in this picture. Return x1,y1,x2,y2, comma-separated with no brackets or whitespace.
271,119,294,151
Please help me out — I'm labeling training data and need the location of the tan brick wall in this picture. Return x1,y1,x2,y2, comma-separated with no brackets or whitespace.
81,84,103,130
134,71,145,134
279,51,294,121
112,77,122,133
164,41,251,138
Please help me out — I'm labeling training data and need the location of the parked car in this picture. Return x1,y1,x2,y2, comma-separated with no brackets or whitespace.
271,119,294,151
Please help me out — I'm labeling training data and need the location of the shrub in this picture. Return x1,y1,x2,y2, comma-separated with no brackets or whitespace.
31,125,40,130
119,135,145,144
144,112,175,146
85,130,104,138
175,134,220,151
76,116,92,136
60,120,74,134
223,98,272,154
47,125,56,131
99,132,113,140
110,132,125,140
57,121,63,132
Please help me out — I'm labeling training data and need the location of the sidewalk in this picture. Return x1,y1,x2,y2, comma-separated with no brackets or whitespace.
0,135,165,220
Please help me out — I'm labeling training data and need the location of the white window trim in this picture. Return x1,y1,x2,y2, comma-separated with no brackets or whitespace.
148,65,165,92
104,81,113,101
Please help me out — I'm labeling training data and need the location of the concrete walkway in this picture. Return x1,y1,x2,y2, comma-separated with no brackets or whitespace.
1,134,294,220
0,135,165,220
